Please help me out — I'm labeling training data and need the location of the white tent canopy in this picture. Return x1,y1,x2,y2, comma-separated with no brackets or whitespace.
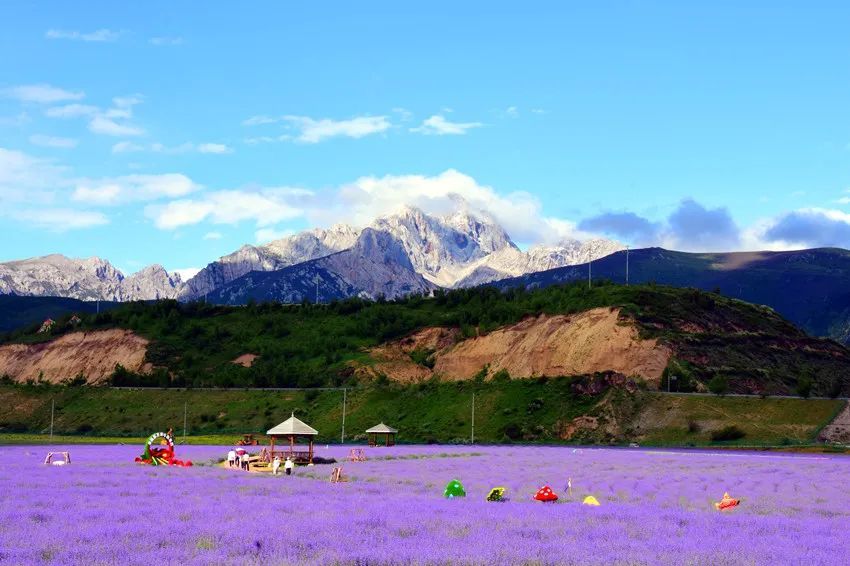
266,413,318,436
365,422,398,434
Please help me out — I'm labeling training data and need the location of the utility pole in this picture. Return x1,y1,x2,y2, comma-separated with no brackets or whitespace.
49,399,55,443
471,392,475,444
626,245,629,286
182,401,188,444
341,388,347,444
588,259,592,289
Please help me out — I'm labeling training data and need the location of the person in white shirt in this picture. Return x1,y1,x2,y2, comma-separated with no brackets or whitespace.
284,457,294,476
227,450,236,468
272,456,281,475
241,452,250,471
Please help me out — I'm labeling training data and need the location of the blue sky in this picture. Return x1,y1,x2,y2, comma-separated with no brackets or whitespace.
1,2,849,276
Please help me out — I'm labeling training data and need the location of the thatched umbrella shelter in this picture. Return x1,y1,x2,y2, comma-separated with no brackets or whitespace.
366,422,398,447
267,413,318,464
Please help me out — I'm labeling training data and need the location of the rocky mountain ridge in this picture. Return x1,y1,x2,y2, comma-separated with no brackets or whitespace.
0,254,183,302
0,203,622,303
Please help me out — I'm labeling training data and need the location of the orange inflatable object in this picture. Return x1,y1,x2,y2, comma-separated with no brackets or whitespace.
714,492,740,511
533,485,558,502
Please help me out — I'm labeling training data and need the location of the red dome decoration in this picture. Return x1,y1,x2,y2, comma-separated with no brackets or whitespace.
533,485,558,502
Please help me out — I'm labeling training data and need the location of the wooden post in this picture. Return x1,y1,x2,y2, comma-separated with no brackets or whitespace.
289,435,294,459
270,436,275,460
308,438,314,464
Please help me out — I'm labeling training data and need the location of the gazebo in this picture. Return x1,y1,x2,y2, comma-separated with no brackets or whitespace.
267,413,318,464
366,422,398,447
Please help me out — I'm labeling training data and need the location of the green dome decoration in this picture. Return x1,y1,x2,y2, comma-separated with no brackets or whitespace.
444,479,466,498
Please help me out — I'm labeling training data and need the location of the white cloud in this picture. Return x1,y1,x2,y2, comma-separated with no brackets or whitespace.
173,267,200,280
149,36,184,46
2,84,84,104
282,115,392,143
0,112,31,127
29,134,78,149
0,147,68,205
505,106,519,118
44,95,145,137
197,143,232,154
242,115,279,126
89,115,145,136
255,227,295,243
9,208,109,231
111,141,146,154
72,174,199,205
203,231,222,240
410,114,482,135
312,169,568,244
147,189,306,229
46,29,121,42
44,104,99,118
112,141,232,154
243,136,278,145
392,107,414,122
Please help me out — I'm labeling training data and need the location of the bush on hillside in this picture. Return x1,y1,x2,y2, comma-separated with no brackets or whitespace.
710,425,746,441
708,374,730,396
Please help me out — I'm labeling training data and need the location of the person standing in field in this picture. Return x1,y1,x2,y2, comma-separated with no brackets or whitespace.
272,456,281,475
284,457,293,476
227,449,236,468
241,452,250,471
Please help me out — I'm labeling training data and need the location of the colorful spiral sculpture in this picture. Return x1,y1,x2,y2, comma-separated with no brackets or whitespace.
134,432,192,467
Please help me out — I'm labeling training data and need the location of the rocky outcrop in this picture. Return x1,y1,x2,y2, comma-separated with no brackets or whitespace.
206,228,436,304
180,225,360,300
0,255,183,301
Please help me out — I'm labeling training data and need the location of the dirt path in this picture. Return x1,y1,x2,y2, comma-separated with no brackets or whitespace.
818,401,850,444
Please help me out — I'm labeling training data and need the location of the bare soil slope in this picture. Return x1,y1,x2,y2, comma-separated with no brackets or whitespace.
369,307,671,382
0,329,149,384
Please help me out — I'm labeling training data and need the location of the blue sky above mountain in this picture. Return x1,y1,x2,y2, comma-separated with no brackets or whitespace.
1,2,849,275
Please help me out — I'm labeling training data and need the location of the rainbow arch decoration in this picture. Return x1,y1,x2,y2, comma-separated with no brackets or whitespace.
134,431,192,467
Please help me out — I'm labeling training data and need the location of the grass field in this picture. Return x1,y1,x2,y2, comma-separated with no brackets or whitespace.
1,384,843,447
632,394,845,445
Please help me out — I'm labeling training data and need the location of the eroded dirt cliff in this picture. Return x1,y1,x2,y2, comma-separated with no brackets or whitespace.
0,329,150,384
367,307,671,383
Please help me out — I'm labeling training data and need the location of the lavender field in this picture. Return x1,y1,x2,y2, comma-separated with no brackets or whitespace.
1,444,848,565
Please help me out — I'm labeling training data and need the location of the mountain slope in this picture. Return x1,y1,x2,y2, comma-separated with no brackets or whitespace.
180,225,360,300
3,283,848,397
491,247,850,344
0,255,182,301
0,296,122,333
206,228,436,304
454,238,624,287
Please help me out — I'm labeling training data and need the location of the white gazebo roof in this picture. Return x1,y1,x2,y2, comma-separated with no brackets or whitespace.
266,413,318,436
366,422,398,434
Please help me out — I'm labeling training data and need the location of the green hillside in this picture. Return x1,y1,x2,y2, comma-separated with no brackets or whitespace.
2,282,849,395
0,383,842,447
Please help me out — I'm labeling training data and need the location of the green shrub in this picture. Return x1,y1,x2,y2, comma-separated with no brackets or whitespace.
491,369,511,382
710,425,745,441
409,348,435,369
796,375,813,399
708,374,729,396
